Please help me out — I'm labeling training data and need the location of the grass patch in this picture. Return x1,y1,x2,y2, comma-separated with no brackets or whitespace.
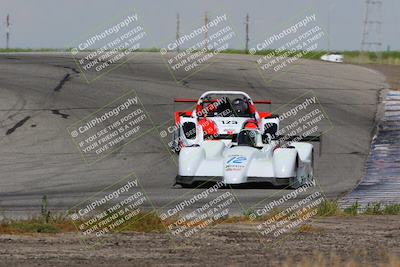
223,49,400,65
364,202,384,215
0,47,161,53
297,224,324,233
0,217,73,234
363,203,400,215
316,201,400,216
383,204,400,215
0,48,68,53
223,48,326,60
1,197,400,235
0,212,167,235
0,195,168,235
343,202,359,215
343,51,400,65
224,49,400,65
2,47,400,65
0,47,164,53
316,200,342,216
227,200,400,225
7,222,59,234
115,212,166,233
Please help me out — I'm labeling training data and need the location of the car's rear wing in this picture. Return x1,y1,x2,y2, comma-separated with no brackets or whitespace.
253,100,272,113
174,98,198,103
253,100,272,104
275,135,321,142
174,98,272,104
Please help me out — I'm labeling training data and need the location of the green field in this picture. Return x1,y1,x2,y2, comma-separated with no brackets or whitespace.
1,48,399,65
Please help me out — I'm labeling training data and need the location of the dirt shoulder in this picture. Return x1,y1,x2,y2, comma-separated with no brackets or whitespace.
0,216,399,266
364,64,400,90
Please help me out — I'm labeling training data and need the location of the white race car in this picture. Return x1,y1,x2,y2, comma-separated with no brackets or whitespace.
172,91,275,151
172,91,317,189
320,52,343,63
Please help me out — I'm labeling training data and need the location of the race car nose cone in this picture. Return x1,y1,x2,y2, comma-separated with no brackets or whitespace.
223,147,254,184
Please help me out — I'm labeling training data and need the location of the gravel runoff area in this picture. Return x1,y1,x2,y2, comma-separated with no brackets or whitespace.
366,64,400,91
0,216,399,266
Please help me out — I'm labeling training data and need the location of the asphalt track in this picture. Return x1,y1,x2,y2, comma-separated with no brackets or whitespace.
0,52,386,217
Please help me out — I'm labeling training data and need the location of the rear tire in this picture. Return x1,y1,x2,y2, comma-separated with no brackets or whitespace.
309,149,315,184
289,155,302,189
178,183,194,189
290,151,315,189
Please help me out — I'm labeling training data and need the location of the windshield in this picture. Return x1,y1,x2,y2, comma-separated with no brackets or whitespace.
201,94,253,118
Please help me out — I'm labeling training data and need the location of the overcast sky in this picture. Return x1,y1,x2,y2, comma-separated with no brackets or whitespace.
0,0,399,51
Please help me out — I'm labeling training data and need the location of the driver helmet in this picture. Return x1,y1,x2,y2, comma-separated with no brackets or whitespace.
232,98,249,115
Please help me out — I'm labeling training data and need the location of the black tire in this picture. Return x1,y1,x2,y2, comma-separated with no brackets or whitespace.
310,149,314,178
178,183,194,189
289,154,301,189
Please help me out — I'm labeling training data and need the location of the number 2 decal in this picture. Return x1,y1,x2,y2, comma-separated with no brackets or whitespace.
227,156,246,164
